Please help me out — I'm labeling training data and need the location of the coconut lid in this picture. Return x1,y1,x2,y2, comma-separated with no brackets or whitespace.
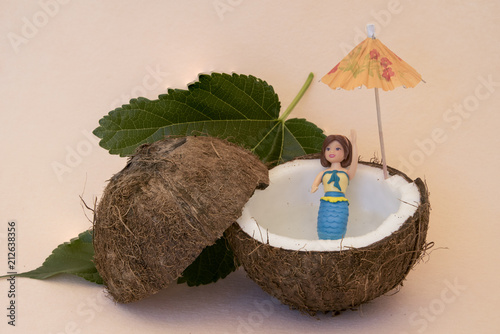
93,136,269,303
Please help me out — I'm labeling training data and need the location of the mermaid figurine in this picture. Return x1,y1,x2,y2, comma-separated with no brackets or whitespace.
311,130,358,240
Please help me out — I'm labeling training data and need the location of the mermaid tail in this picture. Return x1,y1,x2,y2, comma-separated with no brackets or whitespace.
317,199,349,240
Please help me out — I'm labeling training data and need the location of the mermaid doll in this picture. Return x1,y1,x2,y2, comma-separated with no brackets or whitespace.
311,130,358,240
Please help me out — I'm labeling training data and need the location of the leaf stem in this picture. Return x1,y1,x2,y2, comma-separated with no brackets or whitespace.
278,72,314,122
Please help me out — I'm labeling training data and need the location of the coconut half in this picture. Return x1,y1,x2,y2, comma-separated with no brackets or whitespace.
93,136,269,303
226,158,430,314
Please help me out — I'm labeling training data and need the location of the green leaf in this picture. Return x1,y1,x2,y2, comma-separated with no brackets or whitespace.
1,230,103,284
177,236,237,286
93,72,325,166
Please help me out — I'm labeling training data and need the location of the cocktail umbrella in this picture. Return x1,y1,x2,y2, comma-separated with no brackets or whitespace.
321,24,423,179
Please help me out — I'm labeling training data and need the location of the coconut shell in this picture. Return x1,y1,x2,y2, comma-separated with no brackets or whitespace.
226,160,430,314
93,136,269,303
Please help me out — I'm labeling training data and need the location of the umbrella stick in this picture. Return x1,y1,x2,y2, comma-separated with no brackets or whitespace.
374,87,389,179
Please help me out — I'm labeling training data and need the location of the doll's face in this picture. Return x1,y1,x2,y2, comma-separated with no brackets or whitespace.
325,140,345,165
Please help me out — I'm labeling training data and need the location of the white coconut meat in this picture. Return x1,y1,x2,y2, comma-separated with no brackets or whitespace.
237,159,421,251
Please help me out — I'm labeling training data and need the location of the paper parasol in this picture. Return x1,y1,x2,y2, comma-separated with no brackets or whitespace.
321,24,423,178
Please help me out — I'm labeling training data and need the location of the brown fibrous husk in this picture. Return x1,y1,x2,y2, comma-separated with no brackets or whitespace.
226,160,431,315
93,136,269,303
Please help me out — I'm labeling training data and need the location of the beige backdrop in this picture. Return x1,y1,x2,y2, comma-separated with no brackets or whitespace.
1,1,499,333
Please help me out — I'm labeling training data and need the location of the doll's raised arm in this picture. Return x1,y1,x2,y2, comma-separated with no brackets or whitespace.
311,170,324,193
347,129,358,180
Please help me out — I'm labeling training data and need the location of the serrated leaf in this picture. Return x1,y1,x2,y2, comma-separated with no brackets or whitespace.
1,230,103,284
93,72,325,166
177,236,237,286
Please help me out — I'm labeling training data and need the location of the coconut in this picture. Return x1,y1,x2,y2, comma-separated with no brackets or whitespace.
226,158,430,314
93,136,269,303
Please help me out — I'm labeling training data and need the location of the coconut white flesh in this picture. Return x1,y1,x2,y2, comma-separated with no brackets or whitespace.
237,159,421,251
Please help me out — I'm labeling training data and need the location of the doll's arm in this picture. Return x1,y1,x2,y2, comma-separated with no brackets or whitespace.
311,171,324,193
348,129,358,180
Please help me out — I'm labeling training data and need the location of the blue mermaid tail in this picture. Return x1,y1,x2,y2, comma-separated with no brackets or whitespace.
317,199,349,240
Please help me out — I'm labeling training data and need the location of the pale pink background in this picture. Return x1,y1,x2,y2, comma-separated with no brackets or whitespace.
1,1,499,333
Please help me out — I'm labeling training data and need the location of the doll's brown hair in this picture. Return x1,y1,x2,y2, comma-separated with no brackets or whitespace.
320,135,353,168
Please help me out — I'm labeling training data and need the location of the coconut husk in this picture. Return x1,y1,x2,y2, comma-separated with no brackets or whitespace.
226,160,431,315
93,136,269,303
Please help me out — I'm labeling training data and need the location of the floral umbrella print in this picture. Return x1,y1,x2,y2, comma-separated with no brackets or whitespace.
322,33,422,91
321,25,423,178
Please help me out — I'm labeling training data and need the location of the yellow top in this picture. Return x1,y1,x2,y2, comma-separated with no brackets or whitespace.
322,170,349,193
